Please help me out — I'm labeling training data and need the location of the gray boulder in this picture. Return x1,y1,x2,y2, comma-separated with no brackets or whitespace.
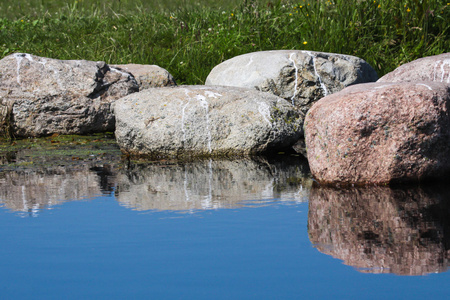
113,85,303,158
205,50,378,114
305,81,450,185
111,64,176,90
0,53,139,137
378,52,450,83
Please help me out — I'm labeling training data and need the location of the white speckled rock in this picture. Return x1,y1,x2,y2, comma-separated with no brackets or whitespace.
113,85,303,158
111,64,176,90
205,50,378,114
0,53,139,137
378,52,450,83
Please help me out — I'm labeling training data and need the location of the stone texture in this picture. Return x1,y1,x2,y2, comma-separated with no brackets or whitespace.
205,50,378,114
111,64,176,90
113,85,303,158
378,52,450,83
308,185,450,275
304,82,450,185
116,157,312,211
0,53,139,137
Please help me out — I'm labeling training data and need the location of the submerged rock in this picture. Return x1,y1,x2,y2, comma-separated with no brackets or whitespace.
304,81,450,185
113,85,303,158
378,52,450,83
205,50,378,114
0,53,139,137
111,64,176,90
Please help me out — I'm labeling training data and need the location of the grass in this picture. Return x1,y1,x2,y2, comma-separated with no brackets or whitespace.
0,0,448,85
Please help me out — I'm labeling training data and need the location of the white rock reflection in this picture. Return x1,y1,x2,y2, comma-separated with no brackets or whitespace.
116,157,312,211
0,155,312,215
0,165,114,217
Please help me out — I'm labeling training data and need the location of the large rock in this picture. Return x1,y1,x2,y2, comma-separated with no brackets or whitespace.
113,85,303,158
305,81,450,185
205,50,378,114
308,185,450,275
0,53,139,137
116,157,312,211
378,52,450,83
111,64,176,90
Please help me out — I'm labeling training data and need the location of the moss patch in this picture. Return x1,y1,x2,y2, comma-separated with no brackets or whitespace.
0,133,123,171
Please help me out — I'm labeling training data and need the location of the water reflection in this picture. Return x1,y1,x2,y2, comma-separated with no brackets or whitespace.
0,165,114,217
116,156,312,211
0,155,312,216
308,185,450,275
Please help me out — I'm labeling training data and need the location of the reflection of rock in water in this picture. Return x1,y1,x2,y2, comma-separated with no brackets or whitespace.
116,156,312,211
0,165,115,217
308,185,450,275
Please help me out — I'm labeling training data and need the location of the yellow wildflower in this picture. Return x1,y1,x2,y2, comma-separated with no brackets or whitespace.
407,8,411,12
303,41,307,45
378,4,381,8
231,13,234,17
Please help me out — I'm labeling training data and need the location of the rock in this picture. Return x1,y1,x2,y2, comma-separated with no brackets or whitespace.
0,53,139,137
205,50,378,114
113,85,303,158
378,52,450,83
308,185,450,275
116,157,312,211
304,82,450,185
111,64,176,90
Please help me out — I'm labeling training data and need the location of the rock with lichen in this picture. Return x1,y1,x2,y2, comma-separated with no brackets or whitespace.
113,85,303,158
0,53,139,137
205,50,378,115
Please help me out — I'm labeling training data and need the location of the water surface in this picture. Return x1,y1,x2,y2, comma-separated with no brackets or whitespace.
1,145,450,299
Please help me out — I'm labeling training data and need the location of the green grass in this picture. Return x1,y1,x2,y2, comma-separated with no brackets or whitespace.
0,0,449,84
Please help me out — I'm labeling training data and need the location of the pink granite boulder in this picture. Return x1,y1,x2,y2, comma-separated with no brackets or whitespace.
304,81,450,185
378,52,450,84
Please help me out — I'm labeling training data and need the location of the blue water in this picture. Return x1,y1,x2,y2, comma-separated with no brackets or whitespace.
1,157,450,299
0,195,449,300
